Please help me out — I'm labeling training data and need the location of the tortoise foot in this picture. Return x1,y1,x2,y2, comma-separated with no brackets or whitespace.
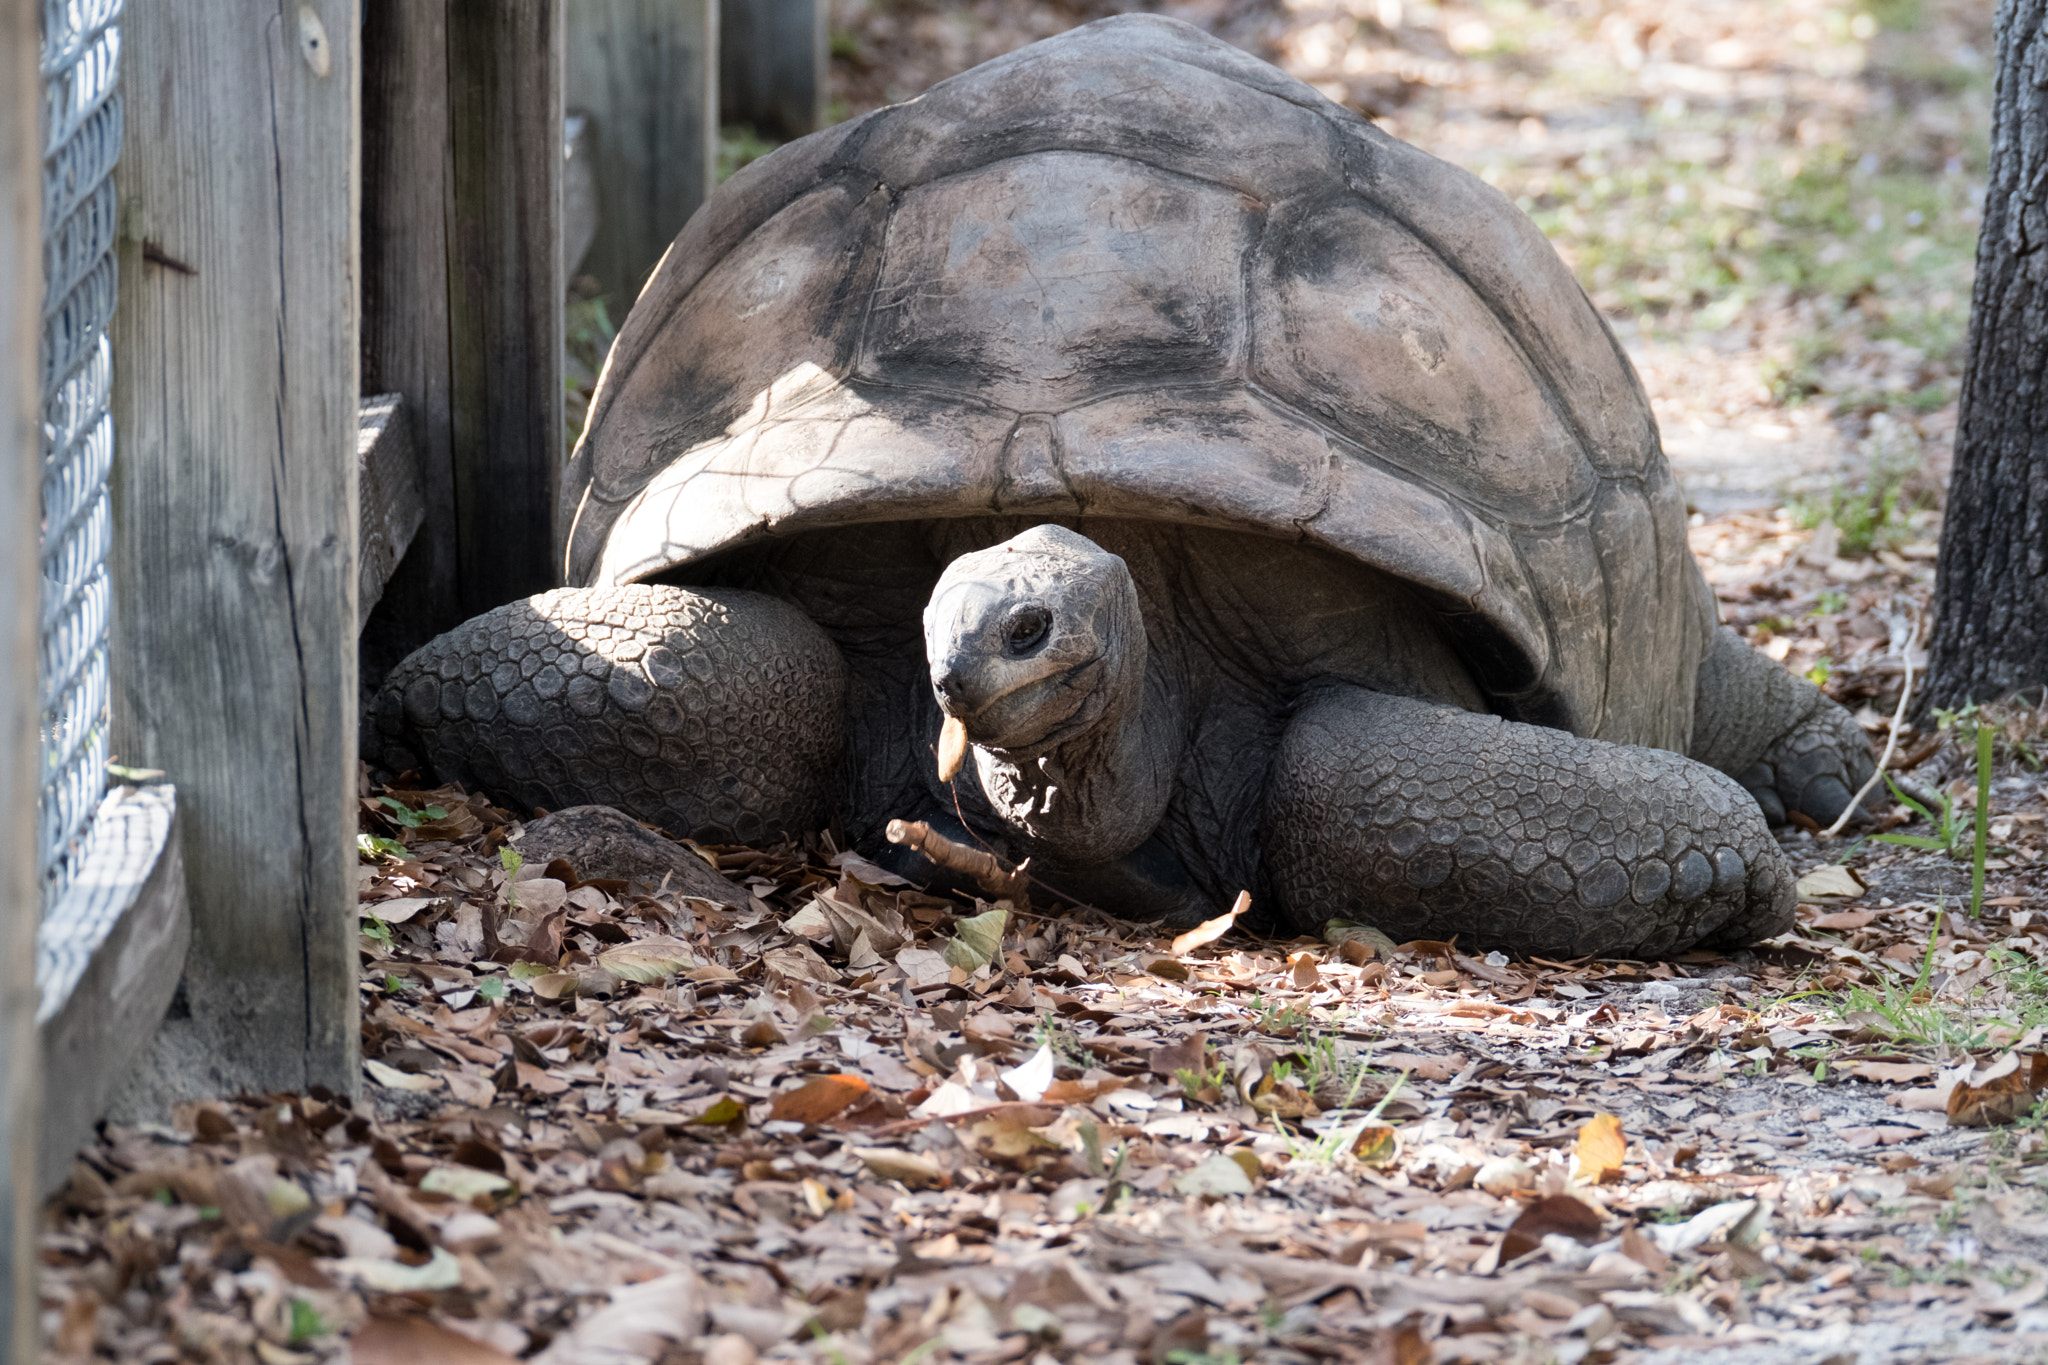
1260,687,1794,959
1690,625,1878,827
370,585,847,844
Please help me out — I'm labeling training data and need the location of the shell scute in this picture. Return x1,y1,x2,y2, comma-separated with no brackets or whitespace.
860,154,1257,411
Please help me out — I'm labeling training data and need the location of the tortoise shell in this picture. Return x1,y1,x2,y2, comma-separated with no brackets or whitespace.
560,14,1715,752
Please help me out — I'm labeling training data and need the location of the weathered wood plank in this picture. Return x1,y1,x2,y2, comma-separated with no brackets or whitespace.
722,0,827,139
448,0,565,616
567,0,717,310
37,785,188,1195
357,394,425,631
359,0,458,677
564,111,600,280
107,0,360,1102
0,0,43,1344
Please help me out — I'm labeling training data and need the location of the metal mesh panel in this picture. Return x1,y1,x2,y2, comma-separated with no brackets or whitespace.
39,0,122,904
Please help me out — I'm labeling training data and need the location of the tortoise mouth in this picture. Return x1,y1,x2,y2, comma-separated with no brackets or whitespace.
940,654,1109,753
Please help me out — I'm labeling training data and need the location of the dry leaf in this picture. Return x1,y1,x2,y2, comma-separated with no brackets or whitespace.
1501,1194,1605,1261
852,1148,947,1189
1174,1154,1255,1197
1795,865,1863,898
532,1270,706,1364
942,908,1008,971
1286,950,1321,989
1947,1052,2048,1126
1170,890,1249,955
1350,1125,1398,1164
1619,1223,1671,1275
768,1074,872,1126
1323,921,1400,956
364,1059,442,1092
352,1315,521,1365
1000,1043,1056,1103
598,936,696,983
690,1096,746,1128
1575,1113,1627,1183
365,896,444,923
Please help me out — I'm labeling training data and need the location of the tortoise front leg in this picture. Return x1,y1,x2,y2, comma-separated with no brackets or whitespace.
370,585,847,845
1261,688,1794,959
1689,625,1878,826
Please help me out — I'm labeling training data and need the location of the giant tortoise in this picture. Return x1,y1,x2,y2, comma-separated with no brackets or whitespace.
372,15,1874,958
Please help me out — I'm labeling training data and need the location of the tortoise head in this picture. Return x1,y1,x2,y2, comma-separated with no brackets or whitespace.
923,525,1146,756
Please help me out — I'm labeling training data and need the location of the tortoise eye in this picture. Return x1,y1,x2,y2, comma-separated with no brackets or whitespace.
1004,607,1050,656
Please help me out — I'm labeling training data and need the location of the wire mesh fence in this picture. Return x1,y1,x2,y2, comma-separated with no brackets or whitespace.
38,0,122,905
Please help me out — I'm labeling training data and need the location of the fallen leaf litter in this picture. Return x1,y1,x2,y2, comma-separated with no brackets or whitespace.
37,509,2048,1363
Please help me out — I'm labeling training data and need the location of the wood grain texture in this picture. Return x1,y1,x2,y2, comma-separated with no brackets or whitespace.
1927,0,2048,711
567,0,717,310
722,0,827,140
359,0,459,675
108,0,360,1098
448,0,565,616
0,0,43,1345
37,786,189,1195
357,394,426,630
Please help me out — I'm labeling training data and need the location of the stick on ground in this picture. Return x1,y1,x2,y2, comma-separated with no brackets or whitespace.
886,818,1026,903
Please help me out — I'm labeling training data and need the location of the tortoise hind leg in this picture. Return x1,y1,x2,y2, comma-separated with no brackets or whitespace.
1688,625,1877,826
1260,688,1793,958
370,585,847,844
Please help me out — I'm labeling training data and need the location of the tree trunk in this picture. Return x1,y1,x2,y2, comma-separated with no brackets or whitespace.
1927,0,2048,711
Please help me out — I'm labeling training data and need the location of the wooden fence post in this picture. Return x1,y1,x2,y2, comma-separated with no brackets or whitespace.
722,0,826,140
358,0,458,673
0,0,43,1346
360,0,564,670
107,0,361,1104
448,1,566,617
567,0,718,311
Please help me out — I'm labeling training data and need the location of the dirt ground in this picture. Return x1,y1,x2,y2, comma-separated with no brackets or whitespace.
44,3,2048,1364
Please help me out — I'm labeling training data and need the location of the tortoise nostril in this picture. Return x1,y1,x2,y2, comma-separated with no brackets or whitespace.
933,669,967,703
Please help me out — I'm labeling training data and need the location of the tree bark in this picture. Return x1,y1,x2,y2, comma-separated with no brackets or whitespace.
1927,0,2048,711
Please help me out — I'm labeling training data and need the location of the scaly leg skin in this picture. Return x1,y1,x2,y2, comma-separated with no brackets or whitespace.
369,585,847,844
1689,625,1878,826
1261,688,1794,959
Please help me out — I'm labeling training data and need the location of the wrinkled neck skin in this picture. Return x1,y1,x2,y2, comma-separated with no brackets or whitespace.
970,609,1184,867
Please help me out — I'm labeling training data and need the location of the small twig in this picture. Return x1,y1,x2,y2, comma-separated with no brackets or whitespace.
886,818,1027,904
1822,615,1919,839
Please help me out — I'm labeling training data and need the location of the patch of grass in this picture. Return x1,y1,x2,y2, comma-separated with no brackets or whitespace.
717,124,782,183
1786,446,1935,557
1873,770,1971,858
1277,1069,1408,1166
1033,1014,1090,1070
1829,907,2048,1049
1252,993,1313,1032
1873,719,1993,915
1936,698,2048,772
357,832,405,862
287,1299,328,1346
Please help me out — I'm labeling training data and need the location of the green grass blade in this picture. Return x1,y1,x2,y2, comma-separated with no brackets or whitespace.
1872,833,1947,851
1914,904,1944,997
1882,770,1938,828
